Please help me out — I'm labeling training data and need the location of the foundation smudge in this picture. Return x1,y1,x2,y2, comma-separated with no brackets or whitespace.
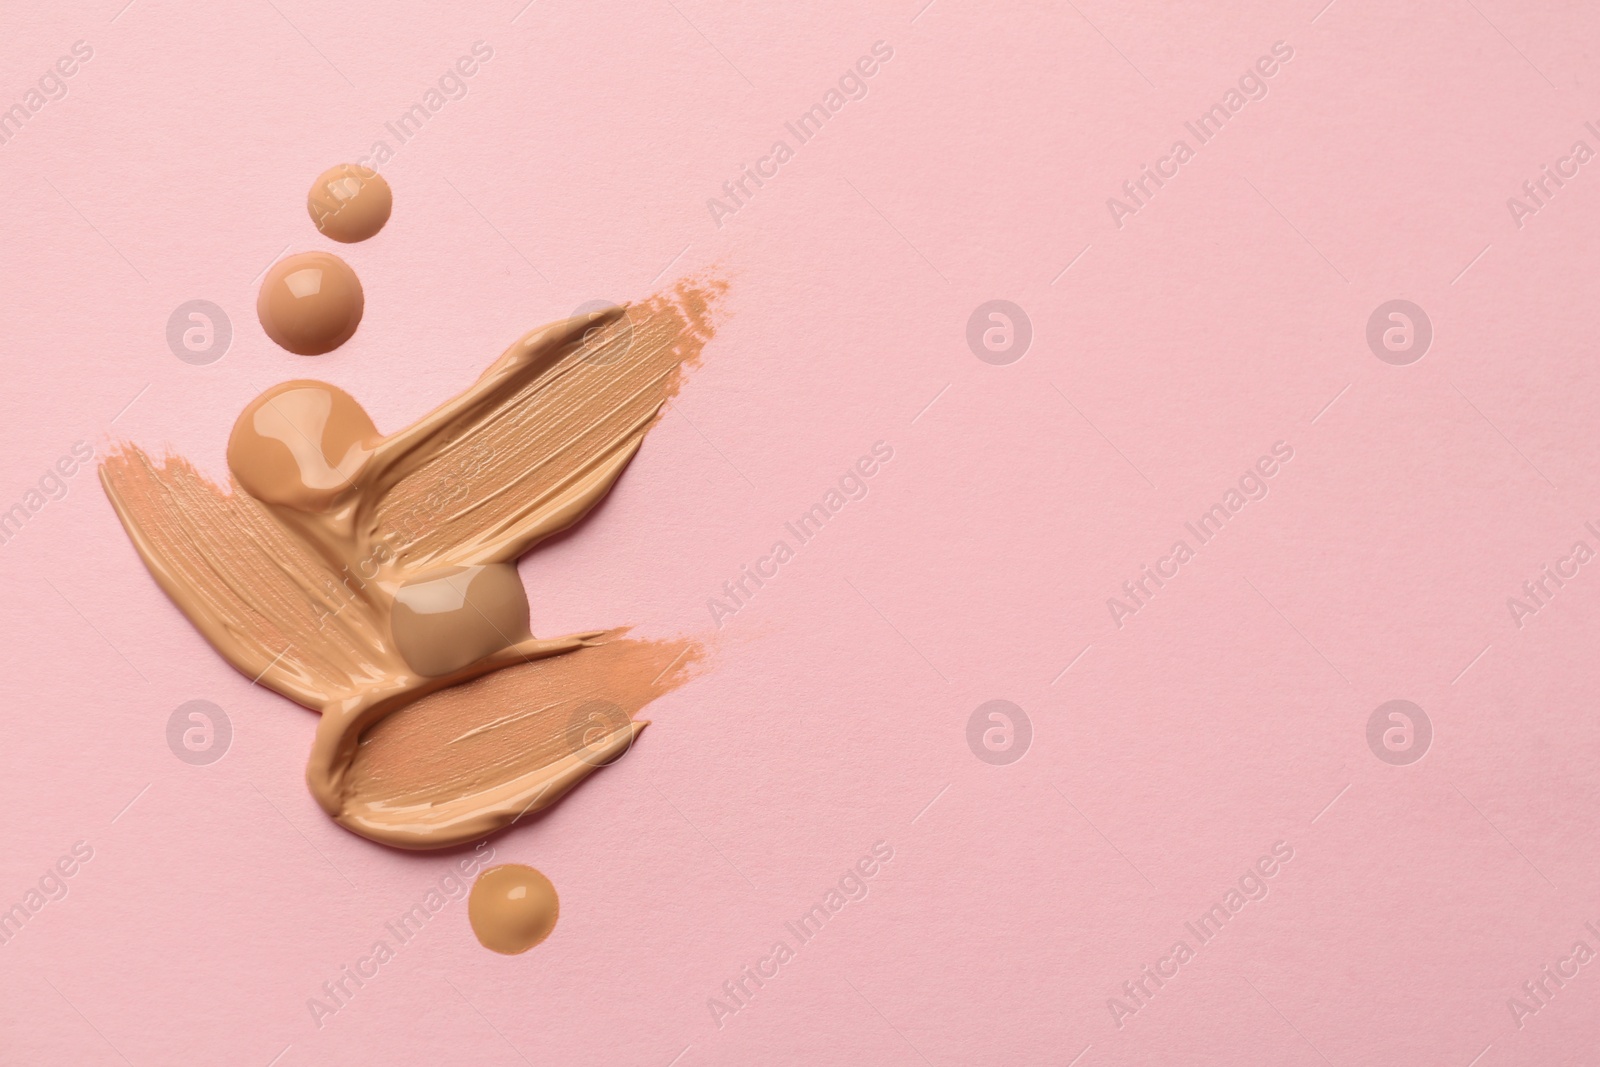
469,864,559,954
102,278,723,849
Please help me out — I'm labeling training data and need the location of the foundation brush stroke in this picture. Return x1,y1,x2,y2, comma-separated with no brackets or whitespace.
100,279,723,849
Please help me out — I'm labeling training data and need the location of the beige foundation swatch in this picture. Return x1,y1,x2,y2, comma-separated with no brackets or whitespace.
469,864,559,954
101,279,723,849
257,250,365,356
308,163,392,243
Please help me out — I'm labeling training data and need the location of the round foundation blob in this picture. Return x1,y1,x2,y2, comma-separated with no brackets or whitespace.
469,864,559,954
308,164,392,243
391,564,532,677
227,381,379,512
258,251,364,356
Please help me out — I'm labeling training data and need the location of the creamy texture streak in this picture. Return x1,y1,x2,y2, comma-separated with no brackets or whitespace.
101,280,722,848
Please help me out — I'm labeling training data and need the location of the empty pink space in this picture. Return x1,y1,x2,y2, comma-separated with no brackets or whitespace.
3,1,1600,1064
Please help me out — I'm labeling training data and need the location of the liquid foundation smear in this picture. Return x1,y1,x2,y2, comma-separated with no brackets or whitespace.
102,279,723,849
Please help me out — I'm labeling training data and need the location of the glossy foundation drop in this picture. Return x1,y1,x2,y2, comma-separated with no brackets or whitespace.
226,380,379,511
391,565,532,677
258,251,364,356
469,864,559,954
309,164,392,243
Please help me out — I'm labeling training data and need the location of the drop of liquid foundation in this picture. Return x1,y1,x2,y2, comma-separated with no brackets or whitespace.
227,380,379,512
391,564,532,677
469,864,559,954
308,164,392,243
258,251,364,355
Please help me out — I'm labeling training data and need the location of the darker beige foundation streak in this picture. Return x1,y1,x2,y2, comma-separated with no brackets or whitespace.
101,279,722,849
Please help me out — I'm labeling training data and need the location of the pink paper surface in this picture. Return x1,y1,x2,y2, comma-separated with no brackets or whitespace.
4,1,1599,1063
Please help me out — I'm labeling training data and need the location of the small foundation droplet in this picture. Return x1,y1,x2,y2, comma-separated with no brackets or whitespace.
308,164,392,243
469,864,559,954
258,251,364,356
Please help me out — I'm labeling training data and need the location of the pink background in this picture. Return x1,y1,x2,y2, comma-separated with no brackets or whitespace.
4,0,1600,1063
